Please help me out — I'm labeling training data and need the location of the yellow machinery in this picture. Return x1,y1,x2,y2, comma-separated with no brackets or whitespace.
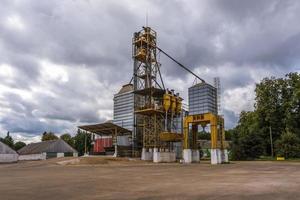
163,93,171,112
161,90,183,142
176,96,182,115
183,113,227,164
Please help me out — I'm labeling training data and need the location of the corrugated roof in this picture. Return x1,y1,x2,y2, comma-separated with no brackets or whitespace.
78,122,131,135
0,141,17,154
18,139,77,155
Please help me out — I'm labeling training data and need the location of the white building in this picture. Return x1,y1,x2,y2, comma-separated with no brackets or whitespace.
0,141,18,163
18,139,78,161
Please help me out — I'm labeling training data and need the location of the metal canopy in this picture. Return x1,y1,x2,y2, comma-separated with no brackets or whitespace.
78,122,131,135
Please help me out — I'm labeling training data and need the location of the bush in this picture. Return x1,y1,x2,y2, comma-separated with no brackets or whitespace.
41,132,58,141
275,131,300,158
231,131,264,160
14,141,26,151
73,129,92,156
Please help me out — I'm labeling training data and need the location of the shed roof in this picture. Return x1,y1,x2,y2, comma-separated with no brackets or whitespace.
78,122,131,135
18,139,77,155
0,141,17,154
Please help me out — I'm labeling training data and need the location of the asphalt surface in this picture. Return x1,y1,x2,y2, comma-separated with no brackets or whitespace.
0,158,299,200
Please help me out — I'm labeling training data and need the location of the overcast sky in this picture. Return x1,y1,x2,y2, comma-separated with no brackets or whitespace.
1,0,300,143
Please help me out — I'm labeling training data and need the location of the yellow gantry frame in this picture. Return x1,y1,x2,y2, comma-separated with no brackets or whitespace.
183,113,225,150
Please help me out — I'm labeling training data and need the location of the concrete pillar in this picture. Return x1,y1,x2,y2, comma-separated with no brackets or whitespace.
153,149,159,163
153,148,176,163
221,149,229,163
211,149,218,164
211,149,227,164
183,149,192,163
153,148,159,162
217,149,222,164
113,145,118,157
141,148,146,160
141,148,153,160
192,149,200,162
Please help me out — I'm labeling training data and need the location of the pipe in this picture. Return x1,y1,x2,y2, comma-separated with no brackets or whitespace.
156,46,205,83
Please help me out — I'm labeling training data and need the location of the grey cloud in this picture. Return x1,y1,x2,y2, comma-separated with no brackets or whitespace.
0,0,300,140
258,33,300,66
223,109,239,129
1,115,58,134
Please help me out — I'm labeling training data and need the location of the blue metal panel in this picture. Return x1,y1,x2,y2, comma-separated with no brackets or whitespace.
113,91,134,131
188,83,217,115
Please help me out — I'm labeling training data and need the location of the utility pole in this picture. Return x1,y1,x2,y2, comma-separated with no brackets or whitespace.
269,126,274,158
84,131,87,155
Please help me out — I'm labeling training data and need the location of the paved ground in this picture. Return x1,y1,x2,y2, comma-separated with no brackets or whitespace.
0,157,300,200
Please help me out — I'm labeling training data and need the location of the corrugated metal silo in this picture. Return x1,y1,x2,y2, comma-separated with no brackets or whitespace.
113,84,134,131
188,83,217,115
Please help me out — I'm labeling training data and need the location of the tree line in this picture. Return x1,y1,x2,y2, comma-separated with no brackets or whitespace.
1,129,92,156
229,72,300,160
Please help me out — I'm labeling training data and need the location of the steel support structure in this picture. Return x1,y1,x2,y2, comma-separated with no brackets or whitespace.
132,27,165,151
183,113,227,164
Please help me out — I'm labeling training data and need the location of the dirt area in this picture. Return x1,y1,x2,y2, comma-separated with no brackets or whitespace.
0,157,300,200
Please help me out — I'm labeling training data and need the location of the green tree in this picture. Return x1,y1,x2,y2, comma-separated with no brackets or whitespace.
275,131,300,158
225,129,234,140
230,72,300,160
1,132,14,149
284,73,300,137
255,77,285,154
254,73,300,155
60,133,74,147
230,129,242,160
73,129,92,156
41,132,58,141
198,131,210,140
231,112,264,160
14,141,26,151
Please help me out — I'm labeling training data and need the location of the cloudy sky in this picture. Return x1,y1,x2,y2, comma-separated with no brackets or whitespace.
1,0,300,143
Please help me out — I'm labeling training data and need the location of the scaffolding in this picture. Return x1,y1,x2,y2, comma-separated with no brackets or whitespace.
132,27,182,152
214,77,222,115
132,27,164,150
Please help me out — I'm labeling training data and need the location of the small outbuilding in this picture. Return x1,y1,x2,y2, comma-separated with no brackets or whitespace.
18,139,78,161
78,122,132,157
0,141,18,163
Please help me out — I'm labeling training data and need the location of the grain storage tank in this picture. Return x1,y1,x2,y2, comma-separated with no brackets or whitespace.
113,84,134,146
188,83,217,115
113,84,134,131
